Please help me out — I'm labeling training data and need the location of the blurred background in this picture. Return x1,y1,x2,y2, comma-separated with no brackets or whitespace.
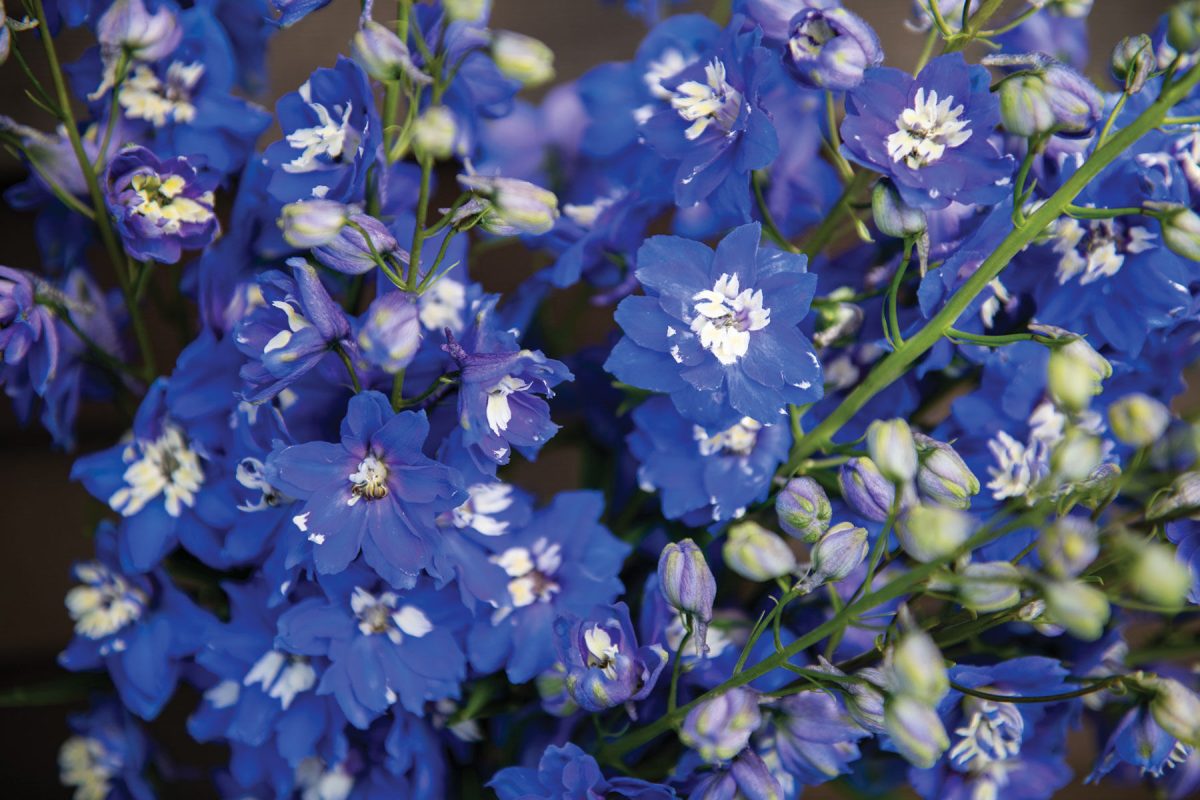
0,0,1179,796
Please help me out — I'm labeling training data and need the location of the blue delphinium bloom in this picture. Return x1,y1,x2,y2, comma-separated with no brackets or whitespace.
262,56,381,205
270,0,333,28
629,395,790,524
606,222,822,427
233,259,354,404
104,145,219,263
911,657,1075,800
443,298,573,465
553,601,667,712
59,699,155,800
639,16,779,218
1089,703,1195,784
275,563,470,727
490,742,675,799
759,689,869,792
468,491,629,683
1166,519,1200,604
266,390,465,585
59,523,214,719
841,53,1013,209
783,4,884,91
1,265,60,399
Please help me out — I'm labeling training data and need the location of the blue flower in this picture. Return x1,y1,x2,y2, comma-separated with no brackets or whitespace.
841,53,1013,209
784,5,884,92
266,390,465,585
104,145,219,263
262,57,381,205
1166,519,1200,604
468,491,628,683
761,689,869,790
59,523,215,719
606,222,822,427
444,298,573,465
233,259,354,404
270,0,332,28
553,601,667,712
639,16,780,218
59,699,154,800
275,564,469,726
629,395,790,524
1,265,60,397
1089,704,1194,784
490,742,675,799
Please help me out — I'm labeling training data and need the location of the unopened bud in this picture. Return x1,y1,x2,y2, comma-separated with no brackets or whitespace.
891,612,948,704
1108,393,1171,447
1038,516,1099,578
279,199,348,248
996,58,1102,138
914,433,979,510
313,214,400,275
1050,428,1103,484
1150,203,1200,262
444,0,490,23
1168,2,1200,54
872,178,927,239
884,695,949,769
809,522,868,585
896,504,971,563
1048,347,1103,412
413,106,459,160
1143,675,1200,747
958,561,1023,613
97,0,181,62
353,20,429,84
659,539,716,653
867,418,918,483
492,31,555,87
357,291,421,374
1112,34,1155,94
776,477,831,542
1129,542,1192,608
1041,579,1110,640
839,457,900,522
458,173,559,236
723,522,796,582
1148,472,1200,520
679,688,762,763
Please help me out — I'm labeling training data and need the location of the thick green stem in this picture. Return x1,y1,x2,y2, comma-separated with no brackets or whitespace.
782,61,1200,474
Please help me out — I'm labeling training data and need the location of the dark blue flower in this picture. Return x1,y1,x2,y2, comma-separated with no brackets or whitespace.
553,601,667,712
841,53,1013,210
606,222,822,427
490,742,675,799
59,699,155,800
104,145,219,263
1,265,60,397
266,390,465,585
784,5,884,91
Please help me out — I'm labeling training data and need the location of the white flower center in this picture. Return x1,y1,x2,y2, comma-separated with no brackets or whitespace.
690,272,770,365
694,417,763,456
235,456,288,512
645,48,693,100
120,61,203,127
108,424,204,518
948,696,1024,772
129,172,214,234
418,277,467,332
295,758,355,800
66,562,148,640
284,87,357,173
449,482,514,536
59,736,116,800
886,87,972,168
671,60,743,141
348,455,389,505
261,299,314,355
243,650,317,711
1051,216,1156,285
491,538,562,607
584,624,620,680
350,587,433,645
485,374,533,436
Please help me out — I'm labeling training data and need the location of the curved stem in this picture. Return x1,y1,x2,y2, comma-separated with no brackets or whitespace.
752,172,798,253
335,345,362,394
667,619,693,714
949,676,1124,705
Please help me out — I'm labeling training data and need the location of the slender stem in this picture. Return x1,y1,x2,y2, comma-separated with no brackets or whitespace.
1065,204,1145,220
394,371,459,409
40,298,140,381
980,6,1039,37
1097,93,1129,149
752,172,798,253
96,50,130,170
825,91,853,181
949,677,1124,705
801,170,870,259
382,81,400,158
667,619,693,713
886,241,913,347
914,30,939,73
408,153,434,289
335,345,362,394
945,328,1034,347
416,230,459,293
782,60,1200,474
1163,114,1200,125
391,367,406,410
941,0,1006,54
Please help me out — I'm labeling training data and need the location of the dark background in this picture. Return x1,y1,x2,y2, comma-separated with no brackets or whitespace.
0,1,1178,796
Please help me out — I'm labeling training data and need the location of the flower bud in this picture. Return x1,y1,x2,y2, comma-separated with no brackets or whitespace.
444,0,490,22
1049,428,1102,484
843,665,887,733
1072,463,1122,510
357,290,420,374
97,0,181,62
413,106,459,160
723,521,797,582
352,20,429,84
998,72,1056,138
1041,579,1110,640
1129,542,1192,608
914,433,979,510
884,695,949,769
313,214,401,275
776,477,831,542
491,31,555,87
1047,347,1104,412
1168,1,1200,54
994,56,1103,138
1038,516,1099,578
872,179,926,239
679,688,762,763
1144,676,1200,747
659,539,716,652
1153,204,1200,262
958,561,1022,613
1108,393,1171,447
839,457,898,522
896,504,970,563
279,199,348,248
867,419,918,483
810,522,869,585
728,751,783,800
785,7,883,91
458,173,559,236
1148,472,1200,520
1111,34,1155,94
891,621,948,704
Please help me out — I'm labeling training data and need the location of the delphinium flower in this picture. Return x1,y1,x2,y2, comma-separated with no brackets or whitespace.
553,601,667,712
1,265,60,400
443,298,573,465
606,222,822,427
756,689,870,792
783,3,884,91
59,523,214,719
265,390,465,584
59,699,154,800
628,395,791,524
490,742,674,799
104,145,219,263
841,53,1013,209
275,562,470,726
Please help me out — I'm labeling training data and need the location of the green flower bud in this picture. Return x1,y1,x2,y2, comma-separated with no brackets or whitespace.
872,179,926,239
884,695,949,769
776,477,832,542
1047,347,1103,412
1129,542,1192,608
1108,393,1171,447
891,624,949,704
1041,579,1110,640
1144,675,1200,747
896,504,971,563
1038,516,1099,579
1168,1,1200,54
723,522,797,582
1147,471,1200,520
914,433,979,510
492,31,555,87
1111,34,1155,94
867,418,918,483
958,561,1023,613
413,106,459,160
1050,428,1103,484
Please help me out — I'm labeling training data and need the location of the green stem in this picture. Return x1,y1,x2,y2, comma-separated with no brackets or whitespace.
945,328,1034,347
391,367,406,410
914,29,939,73
1064,204,1145,220
335,345,362,393
801,170,870,259
667,619,693,713
949,676,1124,705
1096,92,1128,148
1163,114,1200,125
395,372,458,409
886,240,913,347
752,172,798,253
941,0,1006,54
96,50,130,171
782,60,1200,474
383,81,400,158
408,153,434,289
